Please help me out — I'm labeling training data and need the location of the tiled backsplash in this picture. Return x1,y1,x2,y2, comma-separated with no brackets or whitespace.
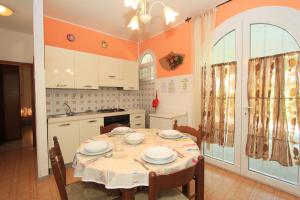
46,88,141,115
46,82,156,119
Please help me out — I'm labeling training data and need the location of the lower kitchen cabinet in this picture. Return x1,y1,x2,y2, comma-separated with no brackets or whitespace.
130,112,145,128
79,118,103,143
48,121,80,164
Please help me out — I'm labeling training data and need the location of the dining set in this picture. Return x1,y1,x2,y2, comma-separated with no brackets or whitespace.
49,121,204,200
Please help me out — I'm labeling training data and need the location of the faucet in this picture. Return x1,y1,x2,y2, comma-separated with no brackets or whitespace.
63,103,74,116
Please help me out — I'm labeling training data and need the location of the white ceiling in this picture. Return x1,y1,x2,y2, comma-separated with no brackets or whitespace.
44,0,224,42
0,0,33,34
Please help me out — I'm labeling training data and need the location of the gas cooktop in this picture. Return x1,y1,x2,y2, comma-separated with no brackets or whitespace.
97,108,125,113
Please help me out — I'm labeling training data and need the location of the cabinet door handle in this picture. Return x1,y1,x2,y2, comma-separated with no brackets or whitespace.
59,123,70,127
135,116,141,119
84,85,92,88
135,123,141,126
88,120,97,123
108,75,116,78
129,87,135,89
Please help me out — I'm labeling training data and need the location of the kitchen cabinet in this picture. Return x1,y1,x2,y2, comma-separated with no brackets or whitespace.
79,118,103,143
123,60,139,90
149,112,187,130
45,45,75,88
98,56,125,87
130,112,145,128
74,51,99,89
45,45,139,90
48,121,80,164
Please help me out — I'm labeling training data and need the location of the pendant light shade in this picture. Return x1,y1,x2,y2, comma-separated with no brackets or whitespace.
0,4,13,16
164,6,178,25
128,15,139,30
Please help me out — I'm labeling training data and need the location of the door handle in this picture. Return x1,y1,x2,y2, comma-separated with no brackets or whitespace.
135,116,141,119
88,120,97,123
59,123,70,127
108,75,116,78
84,85,92,88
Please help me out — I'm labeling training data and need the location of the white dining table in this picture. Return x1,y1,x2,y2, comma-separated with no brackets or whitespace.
72,128,201,199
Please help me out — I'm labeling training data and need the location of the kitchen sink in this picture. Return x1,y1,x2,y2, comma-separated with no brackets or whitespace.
48,111,98,118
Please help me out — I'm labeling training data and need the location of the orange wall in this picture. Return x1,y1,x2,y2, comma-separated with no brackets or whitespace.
139,22,192,78
44,17,138,61
140,0,300,78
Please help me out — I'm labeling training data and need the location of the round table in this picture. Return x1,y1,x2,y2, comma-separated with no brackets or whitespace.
73,129,201,199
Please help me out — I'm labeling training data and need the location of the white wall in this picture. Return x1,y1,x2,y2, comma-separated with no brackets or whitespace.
0,28,33,63
33,0,48,178
155,74,193,126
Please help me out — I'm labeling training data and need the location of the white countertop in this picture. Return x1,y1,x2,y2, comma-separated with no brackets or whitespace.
47,109,145,124
149,112,187,119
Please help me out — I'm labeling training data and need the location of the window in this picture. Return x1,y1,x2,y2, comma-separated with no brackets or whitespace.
139,51,156,81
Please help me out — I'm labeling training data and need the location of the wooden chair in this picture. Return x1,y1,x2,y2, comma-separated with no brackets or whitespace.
53,136,67,185
100,123,130,134
135,156,204,200
173,120,203,148
49,148,120,200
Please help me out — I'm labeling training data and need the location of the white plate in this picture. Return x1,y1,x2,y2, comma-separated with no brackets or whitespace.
79,143,112,156
141,152,177,165
159,130,183,139
159,130,181,138
84,141,109,153
144,146,174,160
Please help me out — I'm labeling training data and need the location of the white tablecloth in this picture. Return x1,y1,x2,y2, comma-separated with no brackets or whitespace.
73,129,200,189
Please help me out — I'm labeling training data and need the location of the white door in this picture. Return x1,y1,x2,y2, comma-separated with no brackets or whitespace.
74,51,99,89
241,7,300,196
203,20,243,174
209,6,300,196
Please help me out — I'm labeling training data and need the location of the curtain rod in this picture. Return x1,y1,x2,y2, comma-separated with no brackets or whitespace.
217,0,232,8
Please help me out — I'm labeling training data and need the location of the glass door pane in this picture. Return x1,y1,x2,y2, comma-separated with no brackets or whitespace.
248,23,300,185
204,30,236,165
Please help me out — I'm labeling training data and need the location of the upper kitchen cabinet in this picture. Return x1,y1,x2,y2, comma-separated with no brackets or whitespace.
123,60,139,90
98,56,125,87
74,51,98,89
45,45,75,89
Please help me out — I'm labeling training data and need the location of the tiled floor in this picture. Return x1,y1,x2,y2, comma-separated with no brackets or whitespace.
0,126,33,152
0,147,299,200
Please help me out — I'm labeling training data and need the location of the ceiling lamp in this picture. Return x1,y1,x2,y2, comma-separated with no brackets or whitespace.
0,4,13,16
124,0,178,30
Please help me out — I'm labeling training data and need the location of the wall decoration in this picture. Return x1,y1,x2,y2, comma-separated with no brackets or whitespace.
180,78,189,93
159,51,185,71
66,33,76,42
101,40,108,48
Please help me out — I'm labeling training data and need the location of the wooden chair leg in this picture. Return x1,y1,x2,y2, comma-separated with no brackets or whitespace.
182,182,190,198
122,188,135,200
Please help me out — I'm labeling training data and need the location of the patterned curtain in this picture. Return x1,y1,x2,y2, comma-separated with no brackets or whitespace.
246,51,300,167
201,62,236,147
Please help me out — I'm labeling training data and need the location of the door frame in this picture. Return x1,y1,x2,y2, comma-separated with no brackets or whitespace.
0,60,36,147
209,6,300,196
204,15,243,174
240,6,300,196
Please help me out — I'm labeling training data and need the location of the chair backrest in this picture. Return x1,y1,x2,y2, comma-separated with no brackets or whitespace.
49,148,68,200
53,136,66,185
148,156,204,200
173,120,203,148
100,123,130,134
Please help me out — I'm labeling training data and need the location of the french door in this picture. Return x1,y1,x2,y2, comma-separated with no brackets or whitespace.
204,6,300,196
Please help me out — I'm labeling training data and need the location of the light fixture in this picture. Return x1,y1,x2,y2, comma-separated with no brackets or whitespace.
128,15,139,30
0,4,13,16
124,0,179,30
